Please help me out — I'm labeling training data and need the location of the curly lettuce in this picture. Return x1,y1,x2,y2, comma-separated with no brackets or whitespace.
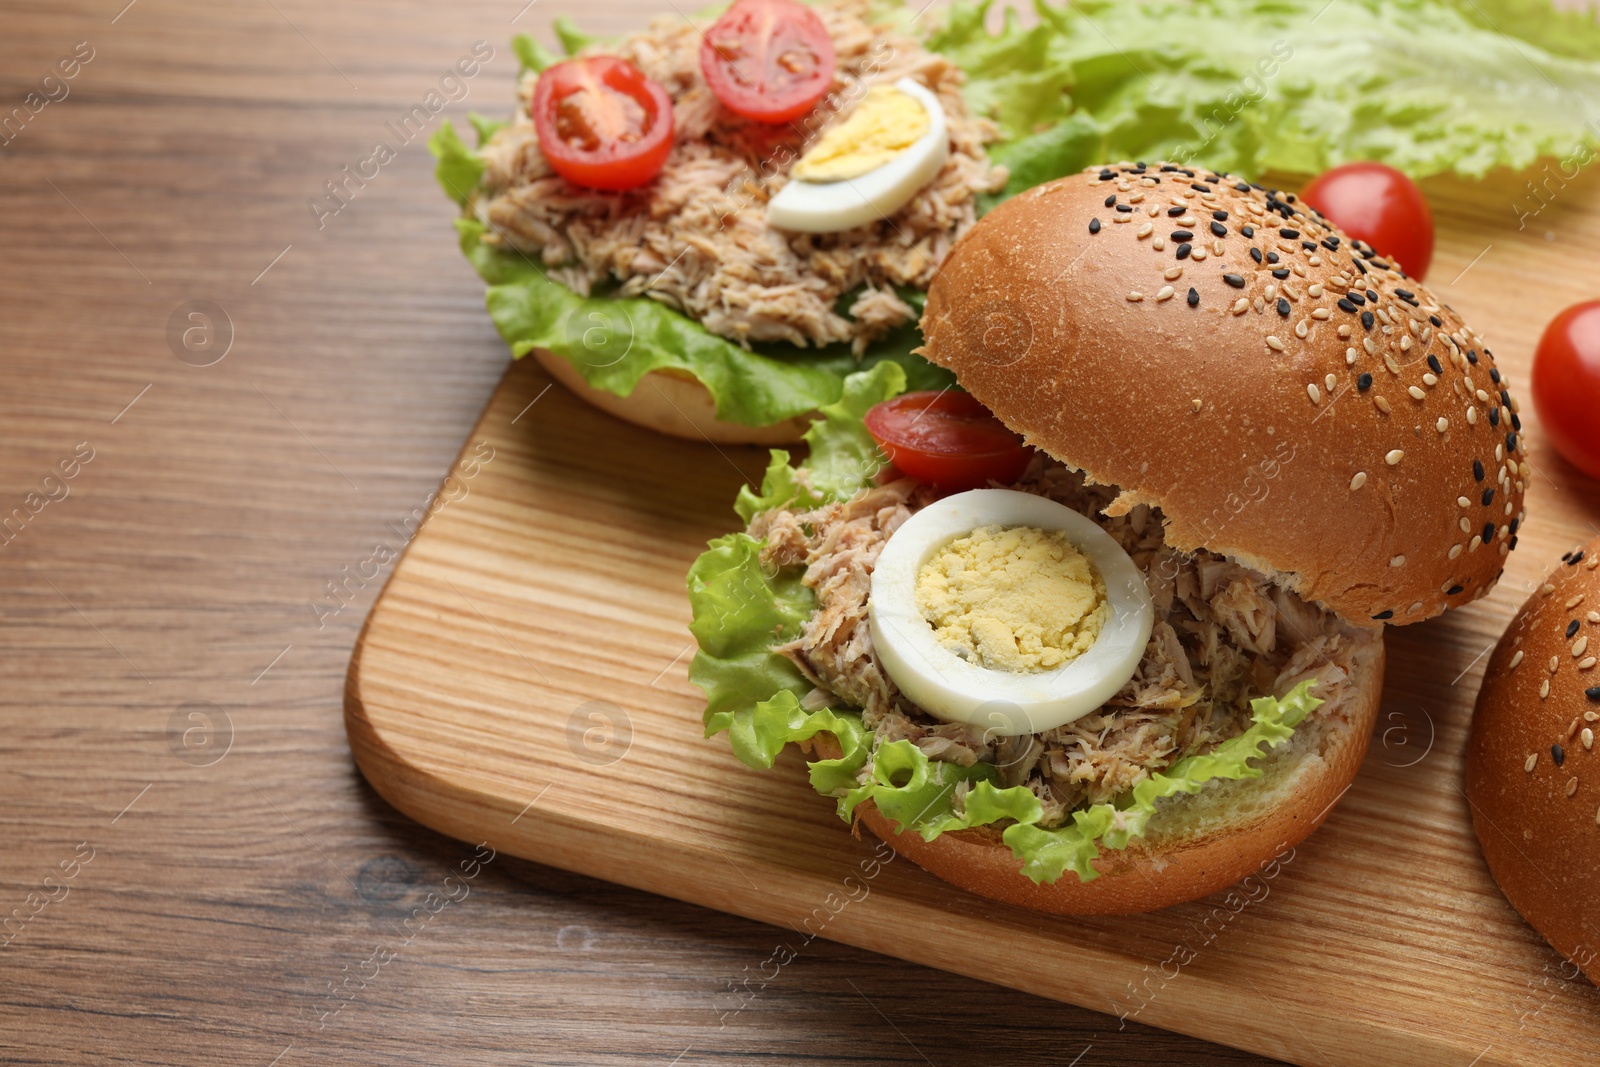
438,0,1600,427
686,368,1325,883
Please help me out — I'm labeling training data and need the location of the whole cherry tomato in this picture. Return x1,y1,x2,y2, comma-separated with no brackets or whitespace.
1301,162,1434,280
1531,300,1600,480
532,56,674,191
864,391,1033,491
700,0,835,124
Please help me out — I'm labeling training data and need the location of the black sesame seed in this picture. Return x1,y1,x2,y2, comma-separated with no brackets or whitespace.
1224,273,1246,289
1481,523,1494,544
1353,258,1369,274
1279,228,1300,239
1372,260,1390,270
1211,221,1228,237
1482,488,1495,507
1361,311,1375,330
1395,289,1414,300
1430,314,1443,327
1168,205,1186,217
1489,367,1501,384
1278,298,1291,317
1176,243,1192,260
1500,389,1512,407
1235,181,1251,192
1266,252,1280,264
1191,183,1211,193
1448,584,1465,596
1242,225,1255,237
1357,372,1373,391
1338,298,1358,313
1473,459,1485,481
1099,170,1115,181
1302,241,1318,252
1488,406,1500,427
1367,289,1380,303
1161,164,1179,172
1510,535,1519,550
1250,247,1263,264
1272,268,1291,279
1322,237,1340,250
1171,230,1195,241
1512,412,1522,431
1510,517,1520,535
1466,349,1479,365
1187,287,1200,307
1427,355,1443,375
1347,291,1367,306
1105,194,1117,208
1588,686,1600,702
1553,744,1566,766
1372,610,1394,620
1567,619,1581,639
1507,432,1518,452
1089,218,1101,234
1571,551,1586,566
1210,210,1227,221
1116,204,1133,213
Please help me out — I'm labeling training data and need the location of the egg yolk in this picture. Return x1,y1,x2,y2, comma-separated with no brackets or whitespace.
915,525,1108,673
789,85,930,182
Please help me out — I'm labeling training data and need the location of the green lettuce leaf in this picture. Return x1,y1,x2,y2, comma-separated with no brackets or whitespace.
430,123,486,206
510,32,560,74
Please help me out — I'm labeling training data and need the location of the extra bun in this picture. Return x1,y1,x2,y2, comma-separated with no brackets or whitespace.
1467,539,1600,984
533,350,813,445
921,162,1527,627
819,640,1382,915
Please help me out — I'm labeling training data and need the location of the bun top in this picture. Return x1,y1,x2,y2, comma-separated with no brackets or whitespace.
1467,539,1600,984
920,161,1526,626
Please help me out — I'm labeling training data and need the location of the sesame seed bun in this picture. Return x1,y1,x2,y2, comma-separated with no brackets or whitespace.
533,350,813,445
1466,539,1600,984
920,162,1527,627
814,639,1383,915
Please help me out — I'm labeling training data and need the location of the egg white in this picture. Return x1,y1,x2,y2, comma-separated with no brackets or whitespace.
867,489,1155,737
766,77,949,234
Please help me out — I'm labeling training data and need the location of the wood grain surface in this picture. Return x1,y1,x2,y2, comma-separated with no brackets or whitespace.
2,1,1354,1063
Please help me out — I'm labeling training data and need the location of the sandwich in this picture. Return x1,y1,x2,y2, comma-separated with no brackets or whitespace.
689,161,1528,914
428,0,1600,446
1468,538,1598,983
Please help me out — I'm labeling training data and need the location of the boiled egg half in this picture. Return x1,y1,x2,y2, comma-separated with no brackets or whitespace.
868,490,1154,737
766,77,948,234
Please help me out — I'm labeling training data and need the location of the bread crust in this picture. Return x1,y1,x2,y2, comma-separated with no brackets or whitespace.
920,162,1526,628
533,350,813,445
1467,538,1600,984
814,640,1383,915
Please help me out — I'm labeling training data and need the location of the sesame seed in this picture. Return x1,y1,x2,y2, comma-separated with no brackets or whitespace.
1587,686,1600,701
1567,777,1580,797
1307,383,1321,403
1409,386,1426,401
1568,620,1581,639
1437,417,1449,433
1154,237,1166,251
1350,471,1367,490
1525,753,1538,773
1267,335,1285,351
1372,610,1394,620
1171,230,1195,242
1250,247,1263,264
1449,544,1463,559
1483,488,1495,506
1582,657,1598,671
1277,298,1291,316
1375,395,1392,414
1127,291,1145,302
1138,222,1154,238
1157,286,1176,302
1467,407,1478,425
1089,218,1102,234
1585,728,1595,750
1225,273,1246,288
1326,373,1337,391
1510,649,1525,669
1176,243,1192,260
1164,265,1184,280
1211,221,1228,237
1191,247,1208,261
1576,636,1590,657
1390,555,1405,567
1188,287,1200,307
1473,459,1485,481
1386,449,1404,465
1541,679,1552,699
1230,298,1248,315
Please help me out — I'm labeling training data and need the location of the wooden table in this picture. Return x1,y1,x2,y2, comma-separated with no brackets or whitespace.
0,1,1282,1062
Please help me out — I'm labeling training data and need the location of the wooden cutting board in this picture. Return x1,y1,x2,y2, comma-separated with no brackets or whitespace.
345,165,1600,1066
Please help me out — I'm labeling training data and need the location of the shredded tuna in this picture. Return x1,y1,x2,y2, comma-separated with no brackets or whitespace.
471,0,1008,354
751,455,1376,829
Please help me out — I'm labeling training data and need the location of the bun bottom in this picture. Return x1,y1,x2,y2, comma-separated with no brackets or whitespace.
532,350,812,446
821,640,1383,915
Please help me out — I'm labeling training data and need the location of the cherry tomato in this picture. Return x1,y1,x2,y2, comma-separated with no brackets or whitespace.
700,0,835,125
1532,300,1600,480
1300,162,1434,281
532,56,675,191
864,391,1033,491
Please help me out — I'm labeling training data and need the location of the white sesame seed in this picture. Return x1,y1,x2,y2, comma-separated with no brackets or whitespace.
1566,594,1584,608
1540,678,1551,699
1127,291,1144,301
1390,555,1406,567
1338,325,1352,339
1326,373,1337,391
1191,247,1207,261
1312,308,1331,320
1386,449,1404,465
1350,471,1367,490
1449,544,1463,560
1589,611,1600,623
1437,417,1449,434
1345,347,1358,365
1308,283,1324,297
1295,321,1309,339
1585,728,1595,751
1191,397,1202,412
1231,298,1249,315
1154,237,1166,251
1113,214,1133,223
1469,535,1482,552
1265,284,1278,301
1551,653,1561,671
1580,657,1597,671
1525,753,1538,773
1307,382,1321,403
1567,777,1579,797
1409,386,1426,401
1266,335,1285,351
1178,215,1196,226
1364,337,1377,356
1458,496,1471,507
1375,395,1392,414
1165,265,1184,280
1575,636,1590,657
1157,285,1175,302
1467,407,1478,425
1400,335,1413,351
1510,649,1524,669
1477,388,1490,402
1137,223,1154,238
1460,518,1472,534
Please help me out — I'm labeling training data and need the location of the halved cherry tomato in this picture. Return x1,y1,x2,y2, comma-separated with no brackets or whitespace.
700,0,835,125
532,56,674,191
1300,162,1434,280
1532,300,1600,480
864,391,1033,491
